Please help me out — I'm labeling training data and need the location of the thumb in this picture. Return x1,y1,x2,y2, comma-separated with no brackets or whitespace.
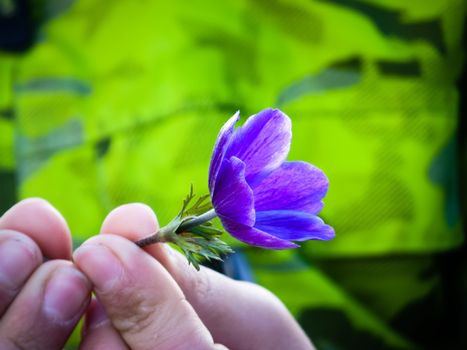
73,233,219,350
98,203,313,350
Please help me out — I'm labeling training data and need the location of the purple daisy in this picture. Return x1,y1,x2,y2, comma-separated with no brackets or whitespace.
209,108,335,249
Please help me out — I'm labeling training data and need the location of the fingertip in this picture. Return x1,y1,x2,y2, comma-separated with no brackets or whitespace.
0,198,72,259
0,229,43,265
83,298,110,335
100,203,159,241
80,299,129,350
74,234,214,349
42,263,92,324
73,236,125,293
0,260,92,350
0,230,43,314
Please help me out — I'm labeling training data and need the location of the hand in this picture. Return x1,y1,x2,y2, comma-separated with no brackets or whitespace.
0,199,91,349
75,203,314,350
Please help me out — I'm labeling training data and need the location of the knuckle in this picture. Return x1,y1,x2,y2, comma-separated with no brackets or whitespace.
107,285,197,348
191,268,213,304
1,334,41,350
109,287,160,336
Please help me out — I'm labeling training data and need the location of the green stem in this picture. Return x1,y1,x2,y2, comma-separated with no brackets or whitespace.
134,209,218,248
177,209,217,232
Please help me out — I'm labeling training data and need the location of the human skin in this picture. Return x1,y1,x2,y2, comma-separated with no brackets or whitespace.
0,198,90,349
0,198,314,350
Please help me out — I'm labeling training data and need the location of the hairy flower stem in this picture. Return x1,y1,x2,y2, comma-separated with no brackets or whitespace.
134,225,176,247
134,209,218,248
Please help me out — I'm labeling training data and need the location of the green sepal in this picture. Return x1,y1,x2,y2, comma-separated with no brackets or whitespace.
156,185,233,270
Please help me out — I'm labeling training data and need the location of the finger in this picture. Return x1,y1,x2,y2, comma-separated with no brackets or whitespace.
101,203,313,350
161,248,313,349
0,260,91,350
0,230,43,315
80,298,129,350
73,234,217,350
99,203,168,264
0,198,72,259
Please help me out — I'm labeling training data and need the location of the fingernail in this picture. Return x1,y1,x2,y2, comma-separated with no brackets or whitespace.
74,244,123,292
43,267,91,322
0,238,38,290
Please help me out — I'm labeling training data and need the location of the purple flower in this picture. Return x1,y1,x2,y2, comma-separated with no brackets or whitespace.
209,108,335,249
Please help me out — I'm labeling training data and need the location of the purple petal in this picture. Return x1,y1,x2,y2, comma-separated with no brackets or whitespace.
253,161,329,214
221,217,299,249
225,108,291,185
212,156,255,226
208,111,240,193
255,210,335,241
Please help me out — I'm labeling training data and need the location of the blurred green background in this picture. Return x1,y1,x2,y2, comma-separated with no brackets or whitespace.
1,0,466,348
